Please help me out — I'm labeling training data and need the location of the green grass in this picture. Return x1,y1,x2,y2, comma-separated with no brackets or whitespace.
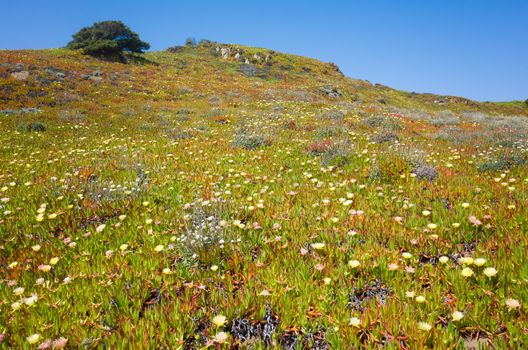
0,44,527,349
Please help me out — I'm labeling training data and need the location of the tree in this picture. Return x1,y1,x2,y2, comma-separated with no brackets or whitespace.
67,21,150,59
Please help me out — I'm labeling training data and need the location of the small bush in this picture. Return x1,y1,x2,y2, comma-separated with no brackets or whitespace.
17,122,47,132
412,164,439,182
232,128,271,150
372,131,399,143
319,140,354,167
477,154,527,172
370,153,410,182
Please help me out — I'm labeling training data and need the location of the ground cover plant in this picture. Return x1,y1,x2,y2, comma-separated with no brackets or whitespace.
0,41,527,349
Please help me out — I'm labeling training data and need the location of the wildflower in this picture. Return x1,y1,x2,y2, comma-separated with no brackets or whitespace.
349,317,361,327
388,263,399,271
211,265,219,271
452,222,460,228
439,256,449,264
63,277,71,284
402,252,412,259
214,331,228,344
49,257,59,265
462,203,470,208
27,334,40,344
212,314,227,327
95,224,106,233
52,338,68,349
259,289,270,296
452,310,464,321
142,201,149,207
24,294,38,306
483,267,497,278
461,267,474,277
406,291,415,298
8,261,18,269
323,277,331,285
505,298,521,311
119,244,128,251
35,278,45,285
427,223,437,230
32,245,41,251
145,218,153,225
415,295,426,303
38,264,52,272
421,210,431,216
311,243,325,250
348,260,360,268
162,268,171,275
458,257,474,265
11,301,22,311
154,245,164,252
473,258,486,266
119,215,127,221
417,322,432,331
14,287,25,295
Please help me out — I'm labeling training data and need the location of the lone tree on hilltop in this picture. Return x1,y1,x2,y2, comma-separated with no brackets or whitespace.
67,20,150,60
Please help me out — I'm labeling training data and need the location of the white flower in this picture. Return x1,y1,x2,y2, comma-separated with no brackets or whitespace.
154,245,164,252
483,267,497,278
95,224,106,233
11,301,22,311
402,252,412,259
505,298,521,311
427,223,437,230
349,317,361,327
452,310,464,321
49,257,59,265
415,295,426,303
348,260,360,268
323,277,331,285
211,265,219,271
417,322,432,331
311,243,325,250
14,287,25,295
439,256,449,264
473,258,486,266
458,257,474,265
405,291,415,298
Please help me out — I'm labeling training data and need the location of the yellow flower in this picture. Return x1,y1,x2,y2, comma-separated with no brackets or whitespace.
162,268,171,274
119,215,127,221
427,223,437,230
212,314,227,327
461,267,474,277
402,252,412,259
458,257,474,265
323,277,331,285
311,243,325,250
211,265,219,271
49,257,59,265
421,210,431,216
32,245,41,251
415,295,426,303
119,244,128,251
11,301,22,311
27,334,40,344
154,245,164,252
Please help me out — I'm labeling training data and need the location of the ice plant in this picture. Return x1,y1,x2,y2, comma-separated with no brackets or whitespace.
212,315,227,327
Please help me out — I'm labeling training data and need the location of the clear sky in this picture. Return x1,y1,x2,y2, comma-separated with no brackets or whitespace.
1,0,527,102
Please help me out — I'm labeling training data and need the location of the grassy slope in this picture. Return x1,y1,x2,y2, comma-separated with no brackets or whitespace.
0,44,527,349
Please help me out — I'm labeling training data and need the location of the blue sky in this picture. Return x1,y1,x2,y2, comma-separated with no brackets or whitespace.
1,0,527,102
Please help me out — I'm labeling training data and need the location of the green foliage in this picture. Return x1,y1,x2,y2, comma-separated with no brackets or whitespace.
67,20,150,58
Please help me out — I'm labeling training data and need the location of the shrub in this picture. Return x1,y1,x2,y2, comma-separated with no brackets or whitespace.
319,140,354,167
372,131,399,143
67,21,150,59
232,127,271,150
17,122,46,132
370,152,410,182
412,164,439,182
477,153,527,172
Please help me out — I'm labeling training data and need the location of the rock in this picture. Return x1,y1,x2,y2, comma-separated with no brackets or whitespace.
15,63,24,72
234,53,241,59
244,58,250,64
221,48,231,59
11,71,29,80
56,72,66,79
92,70,102,77
80,74,91,80
253,54,261,60
89,76,103,82
239,64,257,77
319,86,342,98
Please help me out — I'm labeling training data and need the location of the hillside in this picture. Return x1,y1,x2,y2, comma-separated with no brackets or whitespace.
0,43,527,349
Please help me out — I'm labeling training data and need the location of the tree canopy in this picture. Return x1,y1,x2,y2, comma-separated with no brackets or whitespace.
67,21,150,59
